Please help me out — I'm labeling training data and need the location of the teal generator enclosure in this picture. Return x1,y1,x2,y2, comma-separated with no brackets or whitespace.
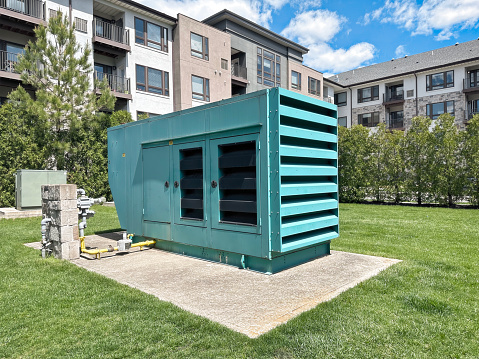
108,88,339,273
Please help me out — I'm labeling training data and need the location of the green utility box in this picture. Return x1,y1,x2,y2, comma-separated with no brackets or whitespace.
15,170,67,210
108,88,338,273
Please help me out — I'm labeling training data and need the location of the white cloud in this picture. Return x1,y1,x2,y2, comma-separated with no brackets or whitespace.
281,10,347,44
304,42,376,74
281,9,376,73
395,44,407,57
137,0,273,27
364,0,479,40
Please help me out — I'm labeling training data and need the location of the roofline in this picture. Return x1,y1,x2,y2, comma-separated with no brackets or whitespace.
326,55,479,88
114,0,177,24
202,9,309,54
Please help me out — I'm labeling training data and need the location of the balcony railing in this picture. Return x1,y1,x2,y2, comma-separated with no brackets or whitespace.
94,71,130,95
0,50,20,73
463,78,479,91
231,63,247,80
387,114,404,129
0,0,44,19
323,96,334,103
93,18,129,46
466,109,479,120
383,89,404,103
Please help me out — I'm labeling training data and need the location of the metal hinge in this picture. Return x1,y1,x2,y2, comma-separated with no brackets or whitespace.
142,208,145,215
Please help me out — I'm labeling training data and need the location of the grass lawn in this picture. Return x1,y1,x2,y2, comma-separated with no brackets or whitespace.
0,204,478,358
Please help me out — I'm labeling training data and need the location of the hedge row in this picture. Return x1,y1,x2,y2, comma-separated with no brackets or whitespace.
338,114,479,206
0,104,132,207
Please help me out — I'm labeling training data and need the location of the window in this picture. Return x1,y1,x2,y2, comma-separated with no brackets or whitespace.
426,101,454,119
308,77,320,96
221,58,228,70
137,111,160,120
257,47,280,87
334,92,347,107
48,8,58,19
426,71,454,91
136,65,169,96
338,116,347,127
191,33,209,60
358,112,380,127
291,70,301,90
406,89,414,98
468,70,479,88
135,18,168,52
358,85,379,103
192,75,210,102
75,17,88,33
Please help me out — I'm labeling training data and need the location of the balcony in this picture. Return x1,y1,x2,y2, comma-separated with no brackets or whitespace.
0,50,21,81
465,108,478,122
94,71,131,100
463,78,479,94
0,0,45,28
387,113,404,130
323,96,333,103
383,89,404,106
92,18,130,55
231,63,248,87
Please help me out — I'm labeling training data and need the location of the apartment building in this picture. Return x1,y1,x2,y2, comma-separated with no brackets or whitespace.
1,2,328,118
325,39,479,130
172,14,231,111
1,0,176,118
203,10,326,102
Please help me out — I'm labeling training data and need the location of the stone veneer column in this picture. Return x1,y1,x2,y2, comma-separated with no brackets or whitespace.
41,184,79,260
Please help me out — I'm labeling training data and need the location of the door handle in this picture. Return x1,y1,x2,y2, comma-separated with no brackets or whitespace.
174,181,179,188
164,181,169,188
211,180,217,188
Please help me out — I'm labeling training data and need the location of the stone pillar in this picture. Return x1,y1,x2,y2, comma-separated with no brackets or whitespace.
41,184,79,260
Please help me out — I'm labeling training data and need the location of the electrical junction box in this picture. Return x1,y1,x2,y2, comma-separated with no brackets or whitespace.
108,88,339,273
15,170,67,210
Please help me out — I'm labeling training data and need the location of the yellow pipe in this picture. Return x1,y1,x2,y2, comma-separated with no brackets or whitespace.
79,234,156,259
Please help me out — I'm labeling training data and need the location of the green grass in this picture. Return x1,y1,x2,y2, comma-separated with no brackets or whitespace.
0,204,478,358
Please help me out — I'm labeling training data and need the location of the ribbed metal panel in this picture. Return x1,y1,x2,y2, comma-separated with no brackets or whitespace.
279,93,339,252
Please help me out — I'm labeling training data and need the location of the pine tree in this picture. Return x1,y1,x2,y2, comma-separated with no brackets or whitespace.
9,12,115,169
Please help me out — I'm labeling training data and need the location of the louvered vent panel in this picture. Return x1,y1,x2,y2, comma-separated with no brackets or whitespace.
279,95,339,252
218,141,257,226
180,147,203,220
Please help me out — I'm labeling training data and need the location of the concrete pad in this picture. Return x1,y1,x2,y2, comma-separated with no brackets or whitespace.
42,232,399,338
0,208,41,219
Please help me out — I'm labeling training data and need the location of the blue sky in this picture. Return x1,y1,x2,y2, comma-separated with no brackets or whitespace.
140,0,479,76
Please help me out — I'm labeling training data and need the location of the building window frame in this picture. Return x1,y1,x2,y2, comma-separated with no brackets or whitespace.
221,58,228,70
137,111,160,121
358,112,380,127
190,32,209,60
338,116,347,127
426,70,454,91
135,64,169,96
358,85,379,103
257,47,280,87
291,70,301,90
426,101,454,119
334,92,347,107
192,75,210,102
134,17,168,53
308,76,320,96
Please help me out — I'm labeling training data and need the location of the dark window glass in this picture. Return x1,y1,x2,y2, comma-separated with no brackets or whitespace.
338,117,347,127
135,17,168,52
308,77,320,96
191,33,209,60
334,92,347,106
136,64,146,91
427,70,454,91
192,75,210,102
426,100,455,119
358,85,379,103
358,112,380,127
291,70,301,90
257,47,280,87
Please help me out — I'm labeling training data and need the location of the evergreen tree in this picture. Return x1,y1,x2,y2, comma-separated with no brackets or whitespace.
463,114,479,205
404,116,434,205
431,114,464,207
9,12,115,170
